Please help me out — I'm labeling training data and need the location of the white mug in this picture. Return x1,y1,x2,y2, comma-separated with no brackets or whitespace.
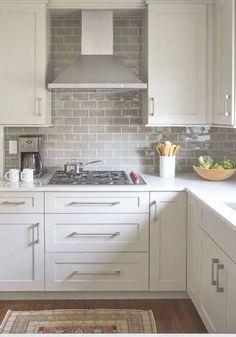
5,168,20,182
20,168,34,182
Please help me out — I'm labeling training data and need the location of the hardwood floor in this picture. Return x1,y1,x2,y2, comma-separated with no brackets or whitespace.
0,299,207,333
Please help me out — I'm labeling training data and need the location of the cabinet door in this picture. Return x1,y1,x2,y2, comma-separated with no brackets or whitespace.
213,0,235,126
150,192,186,291
187,195,200,306
147,4,206,126
0,4,50,125
0,214,44,291
226,259,236,333
198,228,227,332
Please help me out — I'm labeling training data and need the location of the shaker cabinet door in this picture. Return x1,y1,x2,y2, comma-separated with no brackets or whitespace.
146,4,207,126
0,214,44,291
198,228,227,332
0,4,50,125
213,0,235,126
150,192,186,291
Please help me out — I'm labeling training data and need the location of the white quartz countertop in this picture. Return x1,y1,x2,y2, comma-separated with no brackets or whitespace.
0,172,236,230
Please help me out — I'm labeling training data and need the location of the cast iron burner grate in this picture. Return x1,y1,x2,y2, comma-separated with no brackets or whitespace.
49,170,145,185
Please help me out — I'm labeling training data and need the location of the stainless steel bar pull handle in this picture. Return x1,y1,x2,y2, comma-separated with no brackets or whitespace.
67,201,120,207
72,270,121,276
224,94,231,117
216,263,224,292
0,201,26,206
36,97,42,116
151,200,158,221
150,97,155,116
70,232,120,237
211,258,219,285
33,223,40,244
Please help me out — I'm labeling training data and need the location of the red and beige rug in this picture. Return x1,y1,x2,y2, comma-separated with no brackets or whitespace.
0,309,157,334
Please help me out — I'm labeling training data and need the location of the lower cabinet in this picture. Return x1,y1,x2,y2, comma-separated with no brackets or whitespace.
45,253,149,291
187,195,200,306
0,214,44,291
150,192,187,291
44,191,150,292
198,227,236,333
187,195,236,333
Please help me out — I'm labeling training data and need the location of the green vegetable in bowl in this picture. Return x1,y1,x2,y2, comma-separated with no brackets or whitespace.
211,163,224,170
219,157,235,169
197,155,235,170
198,155,214,169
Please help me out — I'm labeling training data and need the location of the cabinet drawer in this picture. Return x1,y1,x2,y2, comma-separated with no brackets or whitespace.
45,192,149,213
45,253,148,291
45,213,149,253
0,192,44,213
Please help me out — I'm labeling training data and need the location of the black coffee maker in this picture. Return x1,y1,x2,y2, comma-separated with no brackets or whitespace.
19,135,44,178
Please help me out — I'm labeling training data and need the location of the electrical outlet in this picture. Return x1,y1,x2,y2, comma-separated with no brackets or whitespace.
9,140,17,155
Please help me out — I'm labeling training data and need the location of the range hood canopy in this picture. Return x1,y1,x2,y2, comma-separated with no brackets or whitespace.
48,10,147,90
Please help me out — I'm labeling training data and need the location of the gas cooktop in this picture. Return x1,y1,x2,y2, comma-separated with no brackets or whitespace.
49,170,146,185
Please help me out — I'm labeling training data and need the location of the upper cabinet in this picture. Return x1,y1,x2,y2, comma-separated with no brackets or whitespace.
144,2,207,126
212,0,235,126
0,4,50,126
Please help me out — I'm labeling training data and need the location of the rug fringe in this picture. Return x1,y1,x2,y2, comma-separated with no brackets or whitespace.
0,310,12,333
148,309,157,333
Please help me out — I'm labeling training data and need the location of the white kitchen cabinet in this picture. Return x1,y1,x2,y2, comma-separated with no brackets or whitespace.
0,4,50,125
45,252,148,291
187,194,200,307
150,192,186,291
45,191,150,292
0,192,44,213
198,227,236,333
0,214,44,291
144,3,207,126
45,191,149,214
45,213,149,253
213,0,235,126
198,227,226,332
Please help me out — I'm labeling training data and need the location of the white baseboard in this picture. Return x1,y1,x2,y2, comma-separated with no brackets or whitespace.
0,291,188,300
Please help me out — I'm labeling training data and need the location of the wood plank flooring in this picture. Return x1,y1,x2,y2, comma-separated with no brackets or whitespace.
0,299,207,333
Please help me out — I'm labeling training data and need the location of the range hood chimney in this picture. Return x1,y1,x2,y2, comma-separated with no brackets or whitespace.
48,10,147,90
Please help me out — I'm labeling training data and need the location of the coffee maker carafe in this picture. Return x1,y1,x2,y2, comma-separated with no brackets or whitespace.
19,135,43,178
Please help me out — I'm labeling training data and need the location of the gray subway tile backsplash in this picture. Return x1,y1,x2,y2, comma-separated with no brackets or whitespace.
4,15,236,174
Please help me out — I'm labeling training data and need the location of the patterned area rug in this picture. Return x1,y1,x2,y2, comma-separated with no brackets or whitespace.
0,309,157,333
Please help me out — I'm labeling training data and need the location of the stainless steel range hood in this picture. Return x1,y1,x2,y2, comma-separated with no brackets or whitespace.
48,10,147,90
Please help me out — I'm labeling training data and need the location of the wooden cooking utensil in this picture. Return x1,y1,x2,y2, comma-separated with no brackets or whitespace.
155,144,162,155
173,145,180,156
164,142,172,156
169,145,176,156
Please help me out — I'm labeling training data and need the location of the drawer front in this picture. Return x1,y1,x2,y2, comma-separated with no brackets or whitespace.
45,253,149,291
0,192,44,213
45,192,149,213
45,213,149,253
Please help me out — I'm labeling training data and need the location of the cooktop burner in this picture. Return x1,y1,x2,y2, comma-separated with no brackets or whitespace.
49,170,146,185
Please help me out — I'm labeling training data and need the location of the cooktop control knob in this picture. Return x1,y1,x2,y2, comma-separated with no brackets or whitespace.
130,171,140,184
